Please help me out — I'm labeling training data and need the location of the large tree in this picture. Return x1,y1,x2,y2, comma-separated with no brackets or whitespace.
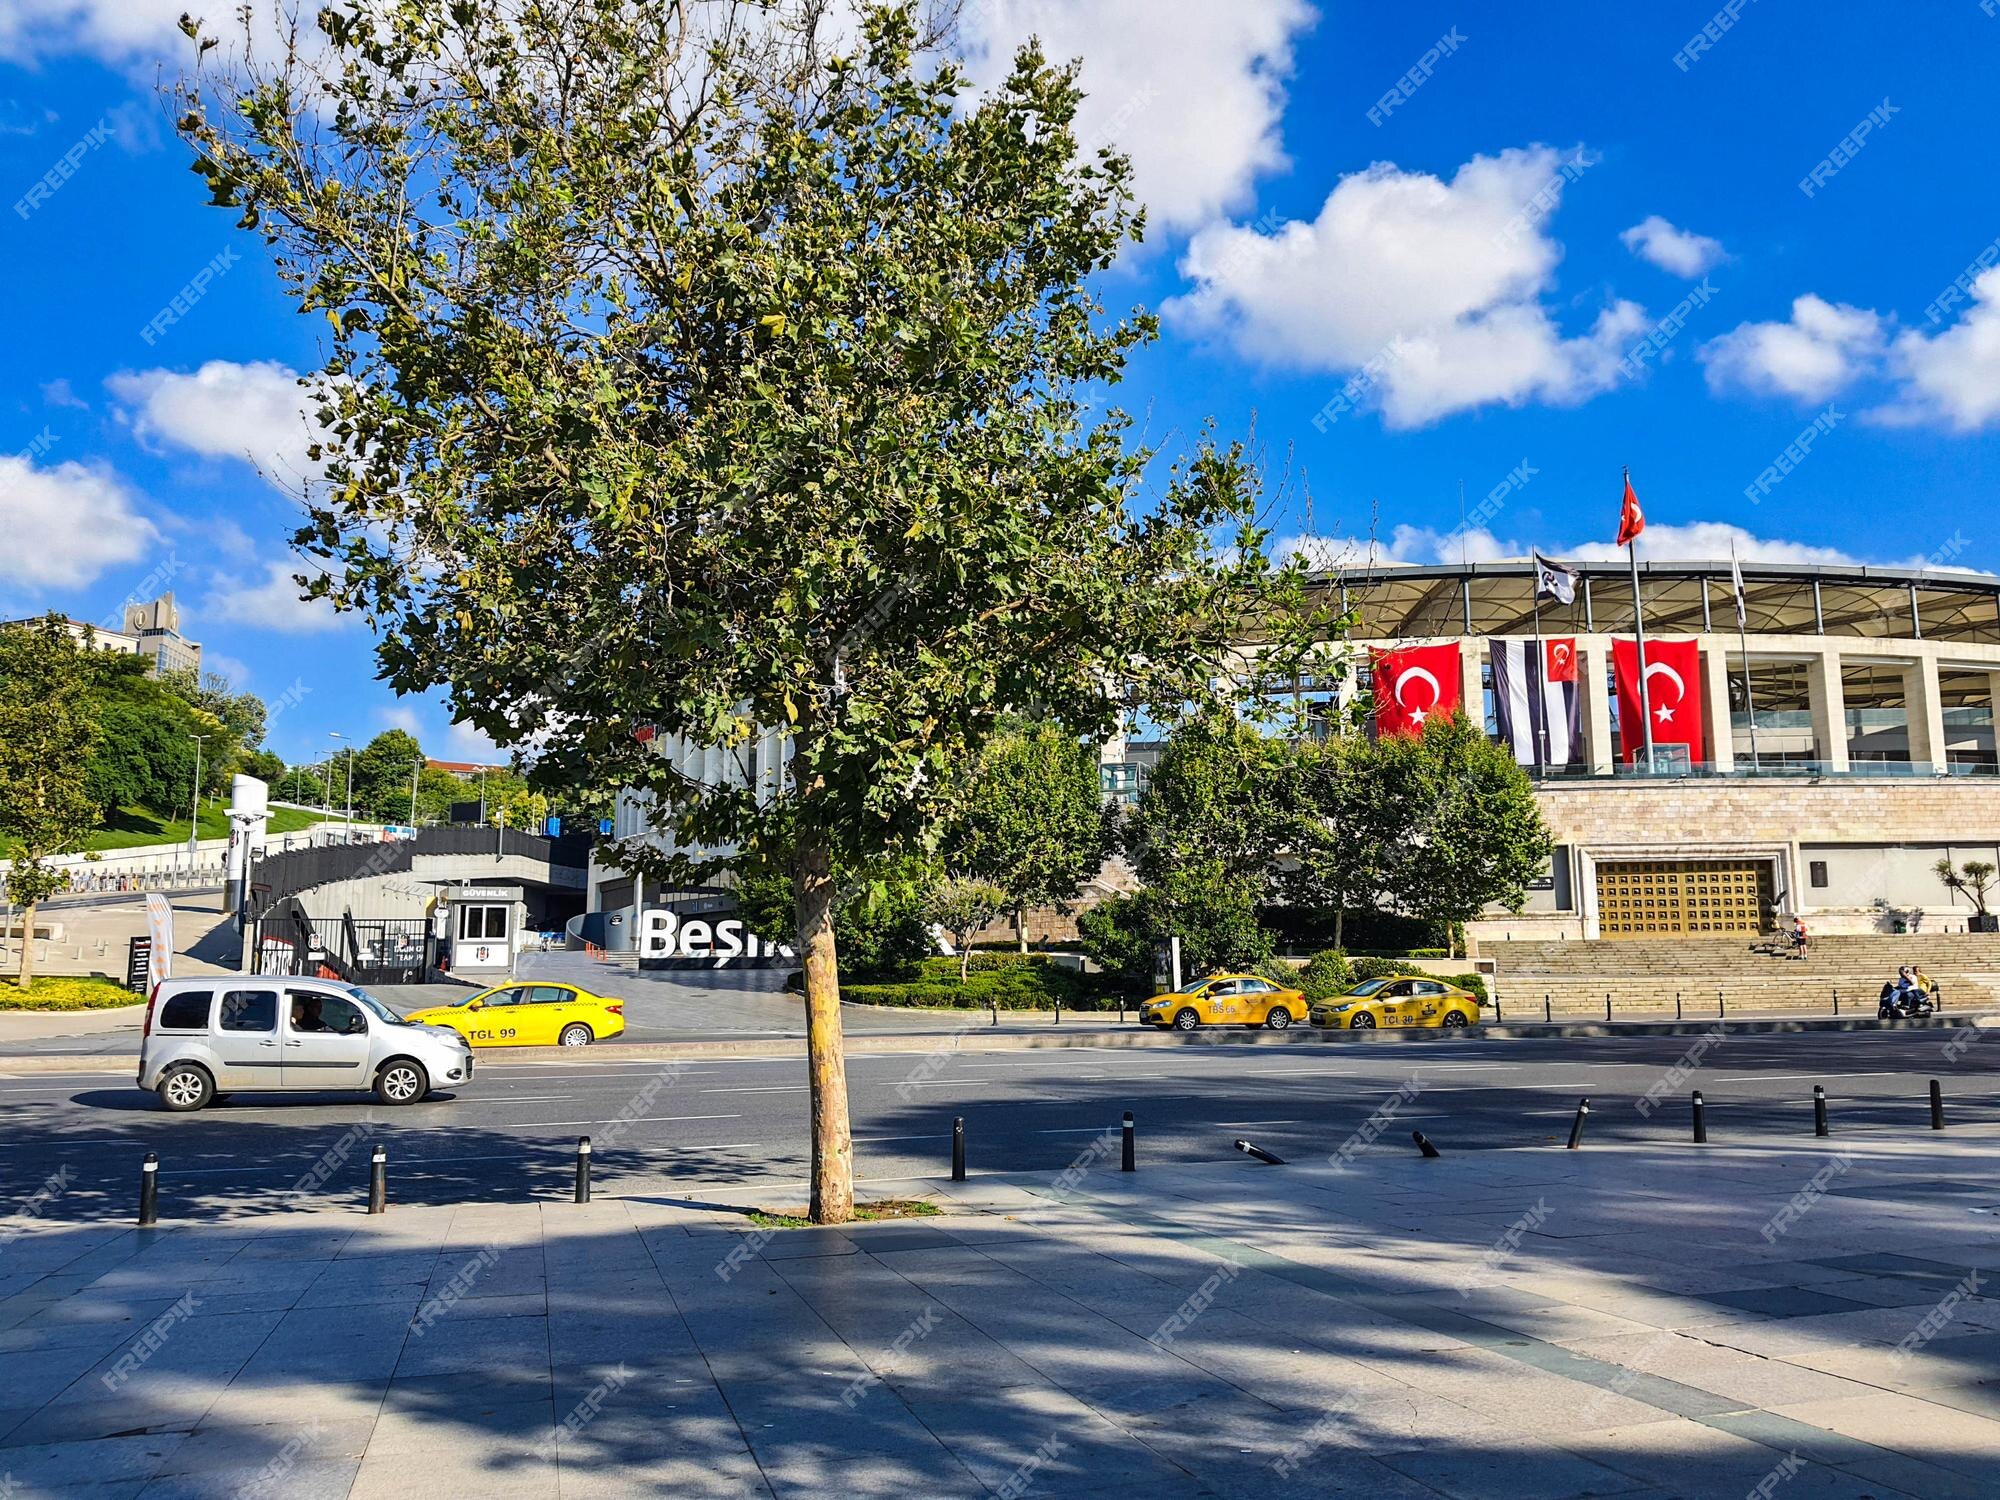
943,720,1108,951
180,2,1331,1220
0,618,103,988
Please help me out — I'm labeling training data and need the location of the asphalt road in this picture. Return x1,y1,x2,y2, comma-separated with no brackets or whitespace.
3,1027,1996,1223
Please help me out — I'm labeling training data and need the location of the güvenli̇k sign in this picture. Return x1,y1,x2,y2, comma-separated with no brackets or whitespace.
637,907,796,969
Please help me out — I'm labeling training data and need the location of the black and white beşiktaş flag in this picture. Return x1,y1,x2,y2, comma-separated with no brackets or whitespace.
1532,550,1579,605
1489,638,1582,769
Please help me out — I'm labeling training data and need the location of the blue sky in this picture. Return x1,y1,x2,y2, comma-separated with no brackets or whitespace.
3,1,1996,767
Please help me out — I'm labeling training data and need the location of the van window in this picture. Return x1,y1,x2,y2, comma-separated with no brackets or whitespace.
158,991,213,1030
219,989,279,1033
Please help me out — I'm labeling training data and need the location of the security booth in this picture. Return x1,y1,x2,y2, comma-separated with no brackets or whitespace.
442,884,524,976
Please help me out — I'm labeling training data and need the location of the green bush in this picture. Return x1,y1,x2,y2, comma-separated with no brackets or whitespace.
0,976,141,1011
844,955,1104,1009
1346,955,1406,982
1251,958,1301,989
1408,947,1448,959
1295,948,1355,1001
1448,973,1489,1002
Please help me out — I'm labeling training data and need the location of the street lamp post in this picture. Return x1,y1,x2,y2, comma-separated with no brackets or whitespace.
329,732,354,838
410,758,421,829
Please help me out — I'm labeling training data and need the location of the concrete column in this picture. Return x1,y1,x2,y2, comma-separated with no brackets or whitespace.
1808,647,1849,772
1701,641,1736,772
1459,641,1485,733
1903,654,1947,772
1580,639,1615,773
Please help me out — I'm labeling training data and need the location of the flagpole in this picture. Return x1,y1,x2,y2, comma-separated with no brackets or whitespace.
1625,467,1657,771
1531,583,1548,777
1734,542,1762,772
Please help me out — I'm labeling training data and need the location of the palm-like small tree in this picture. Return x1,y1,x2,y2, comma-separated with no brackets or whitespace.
1934,857,1996,919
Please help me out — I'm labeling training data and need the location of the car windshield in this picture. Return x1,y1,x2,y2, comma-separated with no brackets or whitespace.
343,987,404,1025
1343,979,1393,998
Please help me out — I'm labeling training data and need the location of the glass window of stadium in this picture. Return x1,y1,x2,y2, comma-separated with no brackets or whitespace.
1729,658,1818,767
1939,669,1998,772
1841,661,1915,768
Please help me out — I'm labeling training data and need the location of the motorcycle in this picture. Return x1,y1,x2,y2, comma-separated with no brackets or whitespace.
1877,982,1937,1020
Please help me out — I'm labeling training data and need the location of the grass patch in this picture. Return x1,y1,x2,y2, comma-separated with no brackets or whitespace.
744,1199,944,1230
0,975,143,1010
6,804,337,858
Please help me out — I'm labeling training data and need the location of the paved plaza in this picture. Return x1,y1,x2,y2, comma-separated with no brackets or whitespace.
2,1125,1998,1497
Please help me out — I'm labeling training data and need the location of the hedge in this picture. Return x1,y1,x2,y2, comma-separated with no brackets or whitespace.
0,975,143,1011
844,955,1116,1010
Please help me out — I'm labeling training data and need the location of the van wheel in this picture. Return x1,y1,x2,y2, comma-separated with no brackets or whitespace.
375,1059,429,1105
158,1064,214,1112
1264,1008,1292,1030
558,1023,594,1048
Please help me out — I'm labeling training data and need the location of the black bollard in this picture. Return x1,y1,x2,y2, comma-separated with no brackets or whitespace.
1121,1111,1135,1172
1691,1089,1707,1144
1833,989,1840,1016
1930,1079,1945,1131
1718,989,1726,1019
1675,992,1682,1020
1119,998,1125,1025
1413,1130,1441,1159
1054,998,1061,1027
1605,993,1612,1022
1812,1085,1829,1138
368,1144,387,1214
1234,1139,1285,1165
1493,999,1502,1022
1544,994,1551,1023
138,1151,159,1227
574,1136,592,1203
991,999,998,1027
951,1116,966,1182
1566,1097,1590,1150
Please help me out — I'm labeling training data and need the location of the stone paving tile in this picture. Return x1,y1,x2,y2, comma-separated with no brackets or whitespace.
1376,1435,1657,1499
1766,1390,2000,1478
137,1457,364,1498
0,1431,190,1488
1560,1417,1931,1500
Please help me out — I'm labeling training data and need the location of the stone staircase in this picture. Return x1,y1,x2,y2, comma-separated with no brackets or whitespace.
1481,933,2000,1019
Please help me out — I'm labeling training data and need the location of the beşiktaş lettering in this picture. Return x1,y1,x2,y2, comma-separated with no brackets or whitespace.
638,908,796,968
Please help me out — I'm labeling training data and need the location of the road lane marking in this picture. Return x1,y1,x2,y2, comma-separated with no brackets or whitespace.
494,1113,743,1127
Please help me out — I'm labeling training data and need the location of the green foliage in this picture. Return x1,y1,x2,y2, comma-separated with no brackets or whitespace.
0,619,103,937
1347,956,1407,982
1295,948,1356,1001
1251,958,1301,989
943,721,1109,947
159,668,267,752
736,857,937,982
348,730,422,822
925,879,1008,981
1076,893,1158,991
1075,881,1270,992
0,975,141,1010
848,957,1100,1010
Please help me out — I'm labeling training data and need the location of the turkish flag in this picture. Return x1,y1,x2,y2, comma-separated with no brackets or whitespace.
1544,637,1578,683
1373,643,1463,738
1616,475,1646,547
1612,637,1704,765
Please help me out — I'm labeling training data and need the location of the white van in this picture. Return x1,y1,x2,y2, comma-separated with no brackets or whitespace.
137,976,475,1111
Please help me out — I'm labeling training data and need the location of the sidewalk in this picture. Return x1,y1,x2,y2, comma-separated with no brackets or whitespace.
3,1132,1997,1496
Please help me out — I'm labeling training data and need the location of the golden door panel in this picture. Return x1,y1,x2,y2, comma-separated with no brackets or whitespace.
1595,860,1774,939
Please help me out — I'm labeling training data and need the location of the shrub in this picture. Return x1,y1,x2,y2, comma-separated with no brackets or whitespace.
844,958,1112,1010
1408,947,1448,959
1295,948,1355,1001
1252,958,1301,989
0,975,141,1010
1347,955,1406,982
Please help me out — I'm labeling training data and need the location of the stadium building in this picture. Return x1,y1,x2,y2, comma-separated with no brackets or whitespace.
589,557,2000,951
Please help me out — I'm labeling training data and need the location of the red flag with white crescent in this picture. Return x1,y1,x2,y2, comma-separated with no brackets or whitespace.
1544,637,1578,683
1616,474,1646,547
1611,637,1704,765
1372,643,1463,738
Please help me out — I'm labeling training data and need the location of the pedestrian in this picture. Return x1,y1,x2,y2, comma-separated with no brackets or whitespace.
1791,915,1809,962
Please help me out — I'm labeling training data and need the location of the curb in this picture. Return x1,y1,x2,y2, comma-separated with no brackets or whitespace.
4,1010,1993,1074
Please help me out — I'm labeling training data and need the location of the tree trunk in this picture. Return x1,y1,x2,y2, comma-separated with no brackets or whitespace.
1332,908,1345,952
1014,906,1028,953
794,831,853,1224
959,941,972,985
15,900,36,989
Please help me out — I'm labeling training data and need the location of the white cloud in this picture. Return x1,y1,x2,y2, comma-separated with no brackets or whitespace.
1165,146,1649,428
957,0,1315,235
205,653,252,689
1292,518,1983,575
201,557,347,633
1700,294,1887,403
0,454,158,589
1620,215,1723,277
1881,267,2000,433
0,1,184,64
108,360,332,488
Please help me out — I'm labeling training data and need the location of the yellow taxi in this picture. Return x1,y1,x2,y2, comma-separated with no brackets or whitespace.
1309,976,1482,1031
1139,973,1308,1032
402,982,626,1047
